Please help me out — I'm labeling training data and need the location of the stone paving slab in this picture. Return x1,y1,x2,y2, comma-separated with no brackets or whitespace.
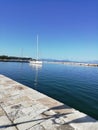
0,74,98,130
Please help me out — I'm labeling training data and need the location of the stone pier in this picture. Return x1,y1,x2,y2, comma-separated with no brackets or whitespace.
0,74,98,130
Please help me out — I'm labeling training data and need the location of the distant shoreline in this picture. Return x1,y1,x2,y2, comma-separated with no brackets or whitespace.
0,59,29,63
0,55,32,63
0,59,98,67
0,56,98,67
44,61,98,67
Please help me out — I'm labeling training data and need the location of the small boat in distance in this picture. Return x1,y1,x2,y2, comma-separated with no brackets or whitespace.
29,35,42,65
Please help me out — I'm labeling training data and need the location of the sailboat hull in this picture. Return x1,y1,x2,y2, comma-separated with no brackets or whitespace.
30,60,42,64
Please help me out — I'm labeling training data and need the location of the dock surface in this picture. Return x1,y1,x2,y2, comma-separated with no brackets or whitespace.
0,74,98,130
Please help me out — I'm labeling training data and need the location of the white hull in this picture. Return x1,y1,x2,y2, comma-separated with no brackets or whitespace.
29,60,42,68
29,60,42,64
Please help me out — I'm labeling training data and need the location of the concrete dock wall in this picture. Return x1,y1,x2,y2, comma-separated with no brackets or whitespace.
0,74,98,130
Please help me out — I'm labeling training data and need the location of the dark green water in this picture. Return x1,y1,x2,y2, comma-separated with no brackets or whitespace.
0,62,98,120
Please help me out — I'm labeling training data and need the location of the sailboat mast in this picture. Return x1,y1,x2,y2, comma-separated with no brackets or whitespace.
37,35,38,60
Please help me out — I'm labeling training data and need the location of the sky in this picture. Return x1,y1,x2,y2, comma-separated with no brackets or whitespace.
0,0,98,61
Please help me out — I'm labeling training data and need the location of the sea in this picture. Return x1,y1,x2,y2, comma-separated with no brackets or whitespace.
0,61,98,120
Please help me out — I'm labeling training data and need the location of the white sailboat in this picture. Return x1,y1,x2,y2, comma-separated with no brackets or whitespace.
30,35,42,65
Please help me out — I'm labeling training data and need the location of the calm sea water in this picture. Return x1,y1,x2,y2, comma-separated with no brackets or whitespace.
0,62,98,120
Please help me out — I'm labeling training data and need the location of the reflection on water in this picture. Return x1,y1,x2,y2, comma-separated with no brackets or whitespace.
29,63,42,90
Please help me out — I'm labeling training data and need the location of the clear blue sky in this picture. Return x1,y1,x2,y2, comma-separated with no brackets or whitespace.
0,0,98,61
